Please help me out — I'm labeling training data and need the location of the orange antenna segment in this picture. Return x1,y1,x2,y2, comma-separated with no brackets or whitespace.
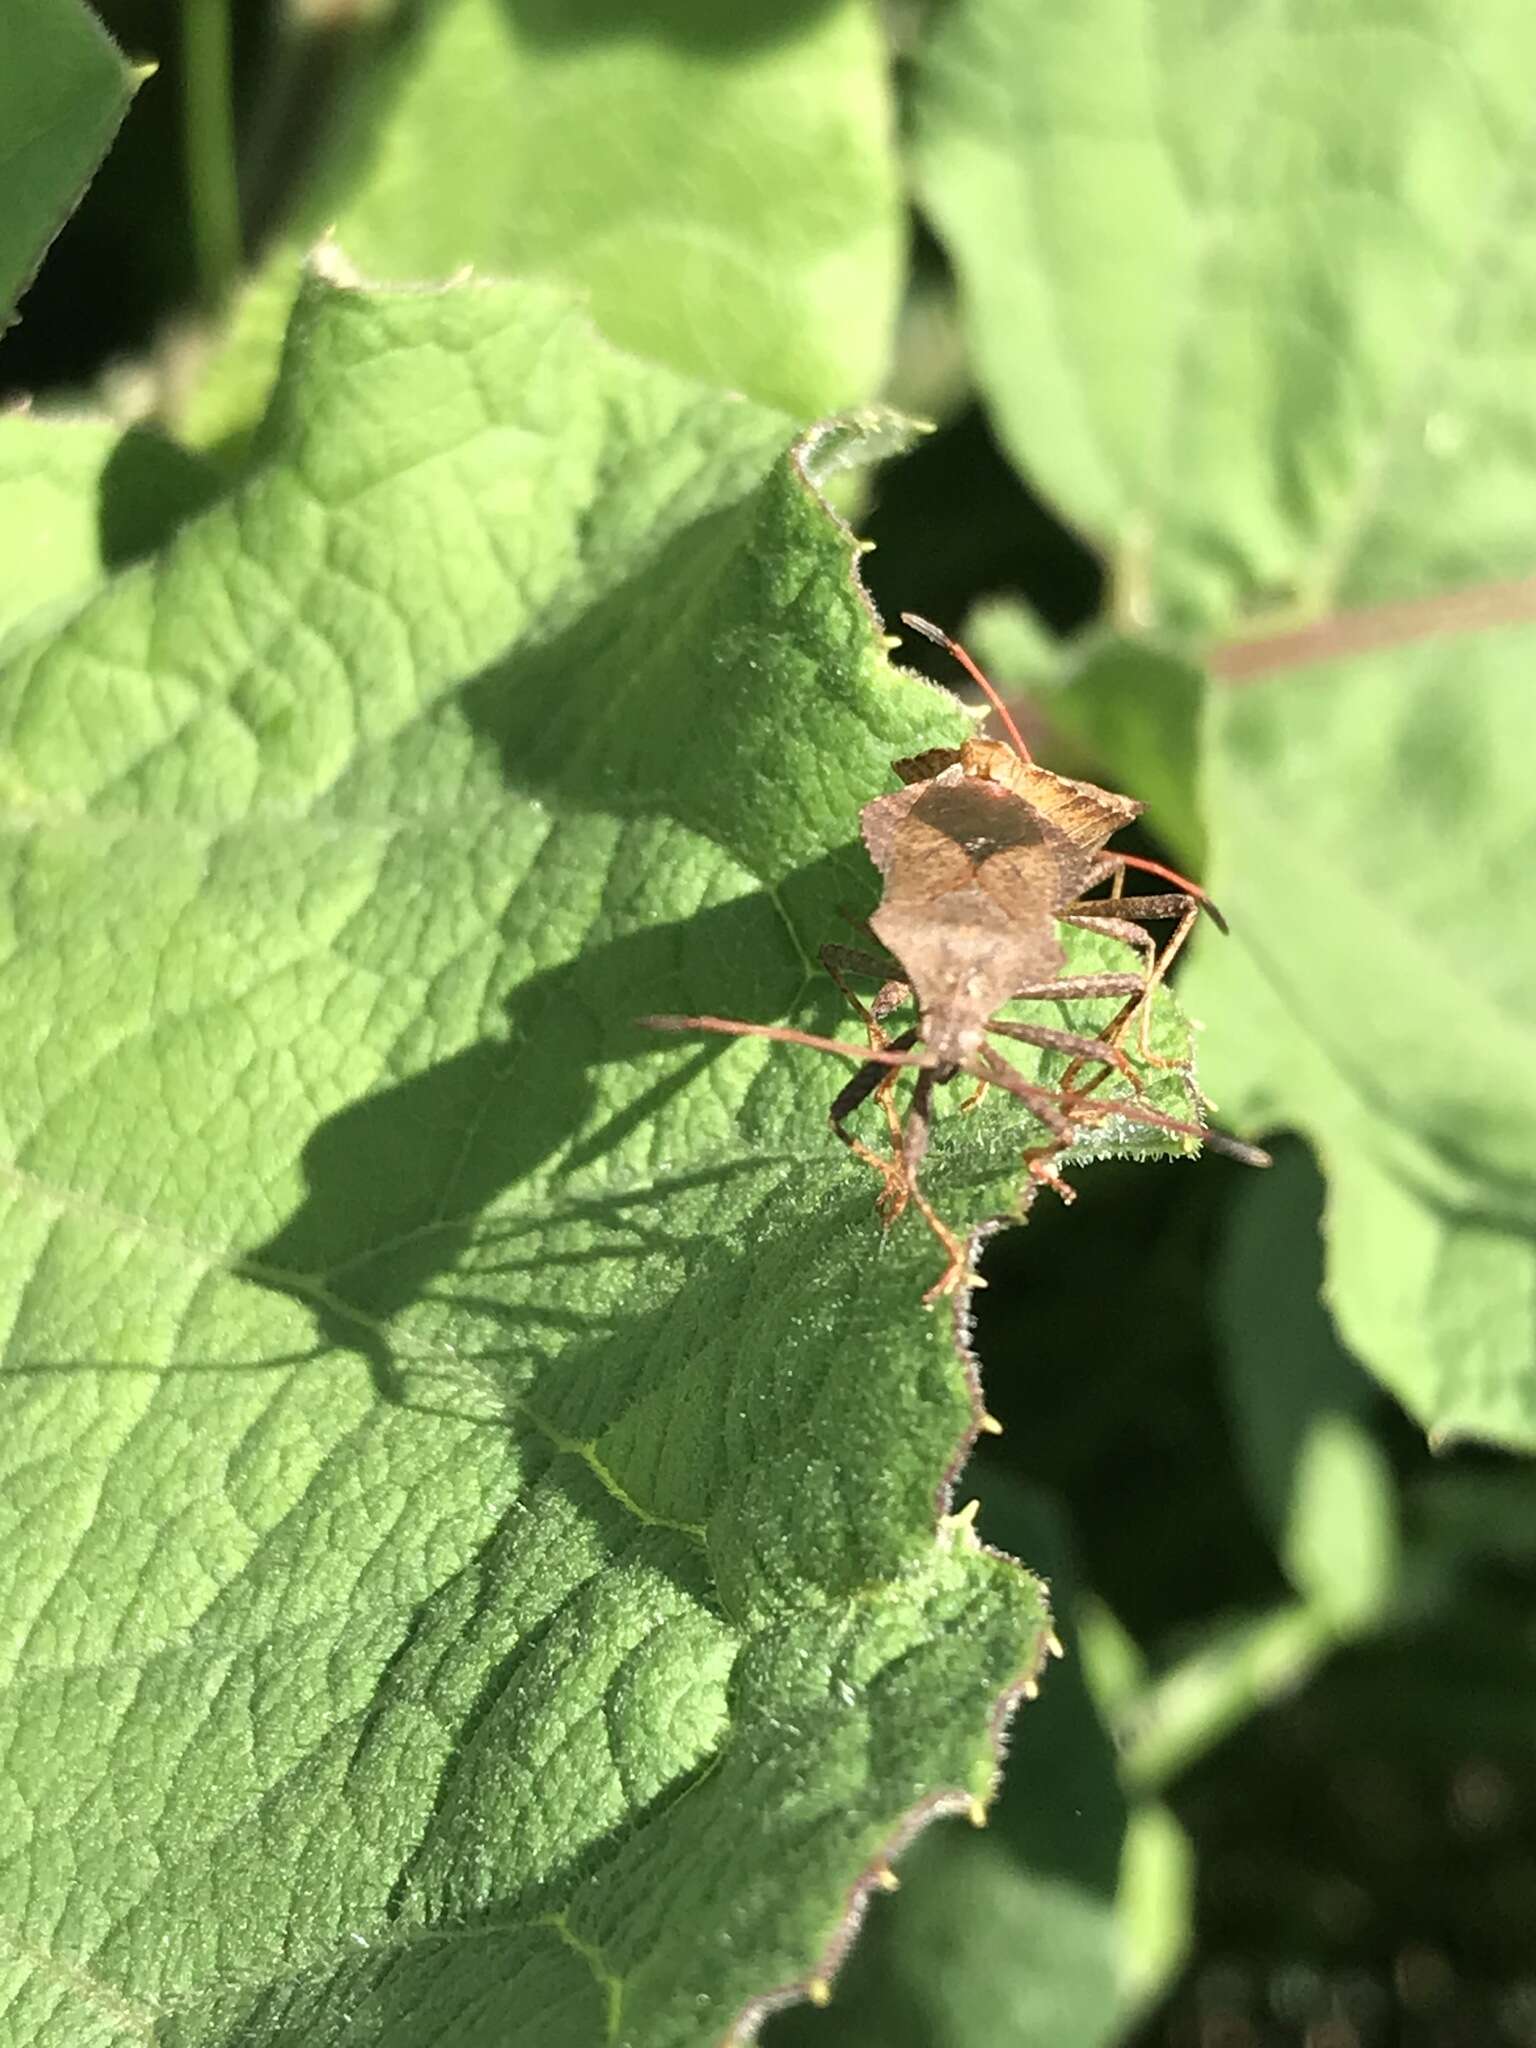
900,613,1034,763
1114,853,1229,933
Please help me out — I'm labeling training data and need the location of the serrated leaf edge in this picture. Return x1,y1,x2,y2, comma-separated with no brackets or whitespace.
716,431,1055,2045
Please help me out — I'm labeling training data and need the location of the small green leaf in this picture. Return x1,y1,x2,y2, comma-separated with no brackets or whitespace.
1,267,1205,2045
1116,1803,1193,2013
1285,1415,1398,1631
1118,1604,1335,1794
1,0,141,330
1217,1146,1398,1628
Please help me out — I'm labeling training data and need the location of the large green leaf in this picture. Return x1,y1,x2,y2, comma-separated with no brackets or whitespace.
913,0,1536,632
916,0,1536,1448
0,265,1214,2045
180,0,901,460
1187,649,1536,1448
0,0,141,332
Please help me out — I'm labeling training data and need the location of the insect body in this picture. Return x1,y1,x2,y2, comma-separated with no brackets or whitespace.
646,616,1267,1301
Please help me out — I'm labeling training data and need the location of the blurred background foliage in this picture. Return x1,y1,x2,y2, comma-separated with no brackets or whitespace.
7,3,1535,2043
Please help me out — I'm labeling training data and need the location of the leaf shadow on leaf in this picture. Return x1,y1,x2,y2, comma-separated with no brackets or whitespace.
167,1511,1022,2048
241,845,859,1366
413,402,927,935
164,877,1018,2040
95,424,221,570
232,848,968,1606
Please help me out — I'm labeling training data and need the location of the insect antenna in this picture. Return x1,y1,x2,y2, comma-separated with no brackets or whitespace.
1196,1126,1272,1169
1110,851,1230,935
641,1014,937,1074
899,612,1034,763
901,613,1230,933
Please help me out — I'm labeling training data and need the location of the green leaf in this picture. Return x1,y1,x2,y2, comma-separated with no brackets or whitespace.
175,251,313,469
913,0,1536,1446
1115,1802,1193,2013
0,266,1214,2044
767,1484,1138,2048
1204,649,1533,1212
178,0,901,456
1,0,141,331
0,415,215,654
913,0,1536,632
1185,647,1536,1449
1117,1603,1335,1794
1216,1145,1398,1629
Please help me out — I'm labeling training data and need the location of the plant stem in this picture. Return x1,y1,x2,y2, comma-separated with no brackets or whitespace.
182,0,242,309
1114,1602,1336,1794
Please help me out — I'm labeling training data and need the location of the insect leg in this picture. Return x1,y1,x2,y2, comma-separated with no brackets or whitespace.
829,1028,920,1227
986,1015,1139,1088
1081,853,1229,934
820,942,909,1013
1060,910,1159,979
1127,901,1200,1061
982,1043,1266,1166
974,1046,1081,1208
820,943,913,1157
1053,909,1166,1087
1011,972,1146,1003
897,1065,983,1303
1062,892,1199,922
1061,903,1200,1074
1067,868,1220,1069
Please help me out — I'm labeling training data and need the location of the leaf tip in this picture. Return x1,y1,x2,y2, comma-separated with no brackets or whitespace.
306,233,365,291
